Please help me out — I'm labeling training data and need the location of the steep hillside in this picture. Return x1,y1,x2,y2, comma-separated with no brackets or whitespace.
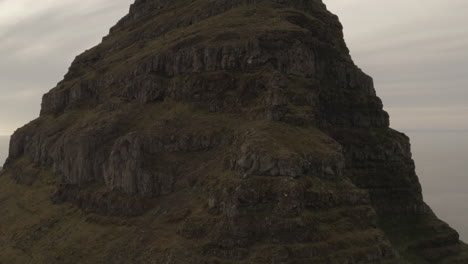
1,0,467,263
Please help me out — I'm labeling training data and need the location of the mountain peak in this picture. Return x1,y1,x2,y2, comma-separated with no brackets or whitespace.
1,1,467,263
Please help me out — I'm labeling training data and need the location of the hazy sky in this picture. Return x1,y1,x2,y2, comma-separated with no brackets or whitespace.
0,0,467,135
0,0,133,135
326,0,468,131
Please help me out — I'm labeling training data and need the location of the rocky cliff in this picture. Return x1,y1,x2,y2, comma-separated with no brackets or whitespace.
1,0,467,263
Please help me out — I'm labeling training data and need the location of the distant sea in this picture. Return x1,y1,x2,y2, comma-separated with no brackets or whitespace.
405,130,468,242
0,131,466,241
0,136,9,167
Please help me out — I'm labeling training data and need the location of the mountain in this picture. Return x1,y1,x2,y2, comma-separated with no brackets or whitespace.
1,0,467,263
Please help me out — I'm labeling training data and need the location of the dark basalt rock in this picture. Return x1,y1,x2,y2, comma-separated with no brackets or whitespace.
1,0,467,263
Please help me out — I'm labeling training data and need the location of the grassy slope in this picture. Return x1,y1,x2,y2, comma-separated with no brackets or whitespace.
0,101,353,263
0,170,127,263
2,1,468,263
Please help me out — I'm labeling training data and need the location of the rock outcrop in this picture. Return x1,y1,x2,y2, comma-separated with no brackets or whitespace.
1,0,467,263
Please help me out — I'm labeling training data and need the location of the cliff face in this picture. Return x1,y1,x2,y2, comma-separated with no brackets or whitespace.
1,0,467,263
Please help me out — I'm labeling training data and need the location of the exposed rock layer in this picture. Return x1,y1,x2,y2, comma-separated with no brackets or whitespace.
1,0,467,263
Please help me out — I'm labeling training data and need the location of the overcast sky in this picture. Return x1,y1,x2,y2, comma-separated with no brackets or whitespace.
0,0,133,135
326,0,468,131
0,0,467,136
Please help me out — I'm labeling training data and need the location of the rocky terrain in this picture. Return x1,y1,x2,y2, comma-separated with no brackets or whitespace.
1,0,467,263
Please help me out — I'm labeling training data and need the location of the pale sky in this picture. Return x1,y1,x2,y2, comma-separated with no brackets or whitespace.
0,0,467,135
326,0,468,131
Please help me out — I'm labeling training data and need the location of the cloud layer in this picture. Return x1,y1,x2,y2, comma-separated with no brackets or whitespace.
326,0,468,130
0,0,133,135
0,0,466,135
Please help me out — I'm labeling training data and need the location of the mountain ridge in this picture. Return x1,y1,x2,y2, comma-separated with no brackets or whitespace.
1,0,467,263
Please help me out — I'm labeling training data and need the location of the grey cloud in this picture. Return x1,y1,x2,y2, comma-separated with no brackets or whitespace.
1,0,467,135
0,0,133,135
325,0,468,131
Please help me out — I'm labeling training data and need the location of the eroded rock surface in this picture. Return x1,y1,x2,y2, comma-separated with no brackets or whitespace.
2,0,467,263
